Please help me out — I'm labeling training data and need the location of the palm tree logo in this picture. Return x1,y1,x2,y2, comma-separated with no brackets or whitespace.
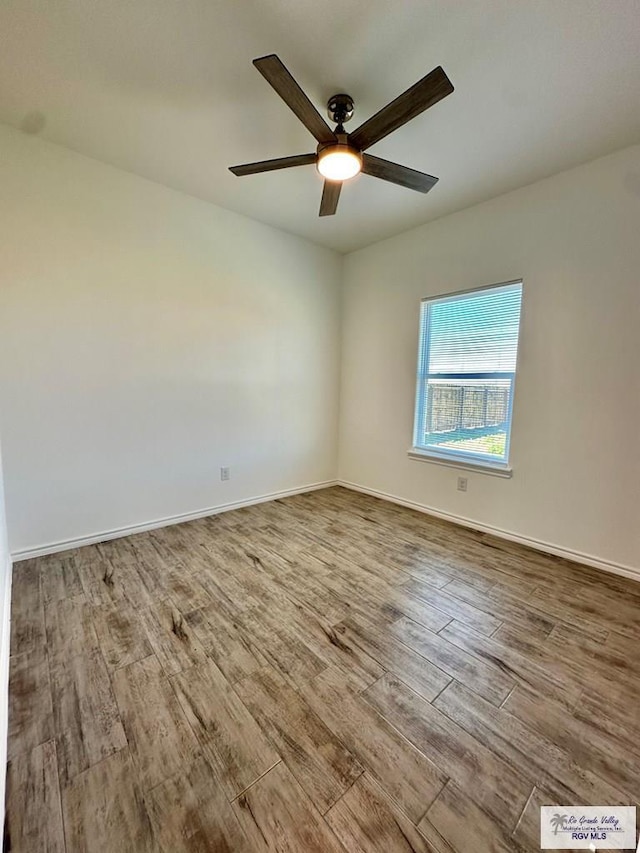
550,814,569,835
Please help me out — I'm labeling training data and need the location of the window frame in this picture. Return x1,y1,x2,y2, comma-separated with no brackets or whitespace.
410,280,523,476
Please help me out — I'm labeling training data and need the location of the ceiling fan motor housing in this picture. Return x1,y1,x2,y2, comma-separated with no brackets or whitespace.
327,94,354,125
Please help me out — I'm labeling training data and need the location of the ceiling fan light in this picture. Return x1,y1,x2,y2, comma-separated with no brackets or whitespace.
317,145,362,181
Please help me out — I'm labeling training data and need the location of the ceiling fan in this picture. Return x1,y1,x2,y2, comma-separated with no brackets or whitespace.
229,54,454,216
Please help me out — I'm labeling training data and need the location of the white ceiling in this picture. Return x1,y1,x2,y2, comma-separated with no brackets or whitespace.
2,0,640,253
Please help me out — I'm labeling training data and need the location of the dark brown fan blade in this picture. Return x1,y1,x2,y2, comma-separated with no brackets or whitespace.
229,153,316,176
319,180,342,216
362,154,438,193
253,55,336,145
349,66,453,151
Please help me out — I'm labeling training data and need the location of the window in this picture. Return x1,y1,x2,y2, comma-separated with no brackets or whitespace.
411,281,523,473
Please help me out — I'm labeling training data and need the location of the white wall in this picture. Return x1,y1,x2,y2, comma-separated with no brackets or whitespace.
0,444,11,822
339,145,640,573
2,122,639,575
0,124,341,554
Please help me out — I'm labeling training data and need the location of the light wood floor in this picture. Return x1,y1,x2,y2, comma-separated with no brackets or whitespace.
6,486,640,852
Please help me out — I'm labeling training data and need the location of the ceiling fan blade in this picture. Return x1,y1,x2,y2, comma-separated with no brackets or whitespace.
253,54,336,145
349,66,454,151
319,180,342,216
362,154,438,193
229,153,316,176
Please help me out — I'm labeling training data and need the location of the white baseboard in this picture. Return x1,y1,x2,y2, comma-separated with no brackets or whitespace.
338,480,640,584
12,480,338,561
12,477,639,584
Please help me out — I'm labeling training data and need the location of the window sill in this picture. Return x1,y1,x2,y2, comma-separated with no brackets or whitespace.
408,448,513,478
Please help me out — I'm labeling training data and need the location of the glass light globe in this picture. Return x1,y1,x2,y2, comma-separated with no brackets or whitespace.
317,146,362,181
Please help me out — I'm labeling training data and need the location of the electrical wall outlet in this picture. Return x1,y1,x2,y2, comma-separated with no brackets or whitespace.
457,476,468,492
220,466,230,481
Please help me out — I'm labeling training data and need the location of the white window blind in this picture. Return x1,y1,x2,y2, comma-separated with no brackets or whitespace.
413,281,523,468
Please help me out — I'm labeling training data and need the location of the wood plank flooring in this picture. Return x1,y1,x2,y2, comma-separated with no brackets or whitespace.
6,486,640,852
